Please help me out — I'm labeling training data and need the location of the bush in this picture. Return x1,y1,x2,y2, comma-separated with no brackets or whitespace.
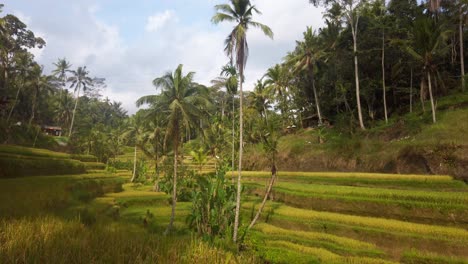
187,164,236,238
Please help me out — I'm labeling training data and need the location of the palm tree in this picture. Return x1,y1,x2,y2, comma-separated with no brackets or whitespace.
136,64,207,234
264,64,290,123
122,113,146,183
7,52,34,122
137,113,165,192
52,58,72,95
212,63,238,181
67,66,94,137
222,64,238,183
406,16,450,123
27,64,58,126
54,90,74,130
212,0,273,243
459,2,466,92
286,27,324,125
248,79,270,120
310,0,366,129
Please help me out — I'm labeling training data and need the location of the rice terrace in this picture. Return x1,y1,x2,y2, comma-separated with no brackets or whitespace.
0,0,467,263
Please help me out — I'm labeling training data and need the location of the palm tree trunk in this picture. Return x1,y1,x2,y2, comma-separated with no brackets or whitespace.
131,144,137,182
351,20,365,130
153,148,160,192
233,79,243,243
248,165,276,229
7,84,21,123
420,79,426,112
166,136,178,234
29,86,38,126
460,8,465,92
410,68,413,113
427,72,437,123
311,73,322,125
68,84,81,137
382,31,388,123
232,96,235,183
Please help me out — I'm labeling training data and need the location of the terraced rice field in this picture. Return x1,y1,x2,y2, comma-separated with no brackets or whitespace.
242,171,468,263
1,145,467,263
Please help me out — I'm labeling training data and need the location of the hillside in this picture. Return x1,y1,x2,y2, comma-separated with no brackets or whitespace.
244,93,468,181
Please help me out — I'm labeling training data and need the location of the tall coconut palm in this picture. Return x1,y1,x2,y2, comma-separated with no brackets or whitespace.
7,52,34,122
309,0,366,129
121,113,146,183
54,90,74,130
406,16,450,123
211,63,238,181
212,0,273,242
67,66,94,137
457,1,467,92
137,112,165,192
286,27,324,125
248,79,270,120
27,64,57,126
136,64,207,234
264,64,290,123
52,58,71,95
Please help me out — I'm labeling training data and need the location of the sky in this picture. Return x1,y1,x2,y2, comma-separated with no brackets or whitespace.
2,0,325,114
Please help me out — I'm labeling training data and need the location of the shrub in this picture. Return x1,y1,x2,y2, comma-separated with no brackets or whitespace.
187,165,236,238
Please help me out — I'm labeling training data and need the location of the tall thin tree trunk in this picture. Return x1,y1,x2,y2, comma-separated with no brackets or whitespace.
410,68,413,113
29,86,38,126
248,164,276,229
166,136,178,234
68,85,81,137
427,72,437,123
153,145,160,192
233,78,243,243
382,31,388,123
420,79,426,112
311,72,323,125
131,144,137,182
7,85,21,123
460,8,465,92
351,21,365,130
232,96,235,183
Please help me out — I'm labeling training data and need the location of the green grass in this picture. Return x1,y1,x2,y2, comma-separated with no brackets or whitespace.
249,223,386,259
244,202,468,242
83,161,106,170
401,250,468,264
247,181,467,206
0,216,255,264
254,240,396,264
240,171,466,190
0,173,123,218
0,155,86,178
0,145,104,177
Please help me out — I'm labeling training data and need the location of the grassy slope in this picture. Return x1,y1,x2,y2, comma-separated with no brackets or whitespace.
0,145,103,177
0,168,259,263
244,93,468,180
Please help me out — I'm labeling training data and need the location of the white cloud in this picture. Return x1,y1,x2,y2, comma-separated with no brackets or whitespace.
145,10,176,33
4,0,326,114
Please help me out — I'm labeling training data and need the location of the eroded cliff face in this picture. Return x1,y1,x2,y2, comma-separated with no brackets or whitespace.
244,144,468,182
